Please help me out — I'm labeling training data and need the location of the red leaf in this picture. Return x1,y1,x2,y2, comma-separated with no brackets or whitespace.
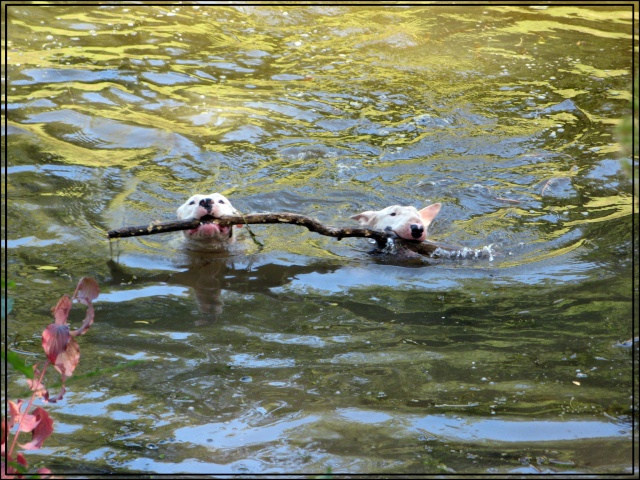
20,408,53,450
26,377,48,399
17,452,28,467
8,400,22,429
51,295,72,325
42,322,82,379
42,323,71,365
45,384,66,404
70,302,94,337
7,400,40,434
73,277,99,303
52,336,80,380
71,277,99,337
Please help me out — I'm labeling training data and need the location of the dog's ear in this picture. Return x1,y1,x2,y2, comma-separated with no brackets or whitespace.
418,203,441,225
350,211,377,225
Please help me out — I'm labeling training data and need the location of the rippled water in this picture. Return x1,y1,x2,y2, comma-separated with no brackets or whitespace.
4,4,637,475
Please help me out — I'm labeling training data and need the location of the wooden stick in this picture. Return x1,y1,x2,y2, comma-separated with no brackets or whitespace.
107,212,446,255
107,218,201,238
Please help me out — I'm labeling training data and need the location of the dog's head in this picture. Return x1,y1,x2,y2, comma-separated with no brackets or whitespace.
351,203,441,242
177,193,241,246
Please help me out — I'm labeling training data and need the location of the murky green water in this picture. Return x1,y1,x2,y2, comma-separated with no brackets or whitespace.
4,4,637,475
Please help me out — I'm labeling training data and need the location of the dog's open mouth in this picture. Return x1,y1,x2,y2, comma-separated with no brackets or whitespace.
186,215,232,239
198,214,217,224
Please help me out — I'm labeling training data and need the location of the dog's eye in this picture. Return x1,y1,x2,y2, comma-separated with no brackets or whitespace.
188,201,195,205
218,199,225,204
390,212,397,216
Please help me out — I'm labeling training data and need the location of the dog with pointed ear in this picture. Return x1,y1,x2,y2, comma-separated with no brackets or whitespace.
176,193,243,248
351,203,441,241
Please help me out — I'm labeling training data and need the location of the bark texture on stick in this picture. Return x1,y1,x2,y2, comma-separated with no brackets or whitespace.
107,212,442,256
107,218,201,238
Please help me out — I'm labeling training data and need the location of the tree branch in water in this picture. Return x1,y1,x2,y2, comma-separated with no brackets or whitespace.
107,212,445,256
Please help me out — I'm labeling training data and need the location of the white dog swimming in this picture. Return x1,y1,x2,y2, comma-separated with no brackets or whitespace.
176,193,242,248
351,203,441,242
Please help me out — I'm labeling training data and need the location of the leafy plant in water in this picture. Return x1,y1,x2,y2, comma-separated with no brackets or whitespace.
2,277,99,478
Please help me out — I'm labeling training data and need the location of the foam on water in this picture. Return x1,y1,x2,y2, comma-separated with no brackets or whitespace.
433,244,495,261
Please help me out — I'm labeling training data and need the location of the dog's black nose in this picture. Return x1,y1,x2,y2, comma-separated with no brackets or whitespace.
199,198,213,212
410,224,424,239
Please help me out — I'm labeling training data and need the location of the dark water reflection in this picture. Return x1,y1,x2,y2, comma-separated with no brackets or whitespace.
4,4,637,475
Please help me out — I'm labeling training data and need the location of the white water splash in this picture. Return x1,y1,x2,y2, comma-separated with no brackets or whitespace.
381,237,398,255
433,244,495,261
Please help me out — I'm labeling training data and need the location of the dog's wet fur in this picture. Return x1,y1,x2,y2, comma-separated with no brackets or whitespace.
350,203,441,242
176,193,242,250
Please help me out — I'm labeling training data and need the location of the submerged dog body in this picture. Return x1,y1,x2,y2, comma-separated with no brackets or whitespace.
176,193,241,248
351,203,441,242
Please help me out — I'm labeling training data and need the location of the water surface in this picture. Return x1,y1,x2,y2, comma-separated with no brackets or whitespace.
4,4,637,475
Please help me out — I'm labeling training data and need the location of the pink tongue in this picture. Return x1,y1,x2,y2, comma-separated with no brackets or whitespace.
197,223,220,235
